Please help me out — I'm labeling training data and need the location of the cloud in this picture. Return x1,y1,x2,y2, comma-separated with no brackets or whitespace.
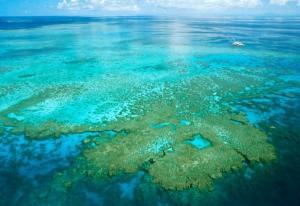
57,0,140,11
57,0,263,11
57,0,79,10
270,0,289,5
57,0,300,12
270,0,300,5
145,0,262,10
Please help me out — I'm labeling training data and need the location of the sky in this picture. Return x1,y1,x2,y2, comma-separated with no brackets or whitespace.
0,0,299,16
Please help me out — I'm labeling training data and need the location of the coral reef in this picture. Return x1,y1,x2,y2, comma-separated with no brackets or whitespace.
40,70,277,191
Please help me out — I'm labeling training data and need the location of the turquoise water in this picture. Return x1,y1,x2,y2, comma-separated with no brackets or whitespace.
0,16,300,205
186,134,211,149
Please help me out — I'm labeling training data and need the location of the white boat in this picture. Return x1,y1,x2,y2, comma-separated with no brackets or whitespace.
232,41,245,47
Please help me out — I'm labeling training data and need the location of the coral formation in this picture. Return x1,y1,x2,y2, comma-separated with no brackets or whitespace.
35,70,277,191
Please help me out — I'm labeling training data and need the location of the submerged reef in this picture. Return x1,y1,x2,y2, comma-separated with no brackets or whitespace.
1,68,279,191
0,125,3,136
7,68,278,192
3,56,295,191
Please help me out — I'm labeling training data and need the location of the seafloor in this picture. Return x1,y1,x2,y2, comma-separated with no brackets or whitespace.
0,16,299,206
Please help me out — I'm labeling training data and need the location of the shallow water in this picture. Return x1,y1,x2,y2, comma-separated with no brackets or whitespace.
186,134,211,149
0,16,299,206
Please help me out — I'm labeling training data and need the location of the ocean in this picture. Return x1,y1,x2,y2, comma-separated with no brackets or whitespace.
0,16,299,206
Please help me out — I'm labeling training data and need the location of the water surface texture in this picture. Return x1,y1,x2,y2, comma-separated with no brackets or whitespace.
0,16,300,206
